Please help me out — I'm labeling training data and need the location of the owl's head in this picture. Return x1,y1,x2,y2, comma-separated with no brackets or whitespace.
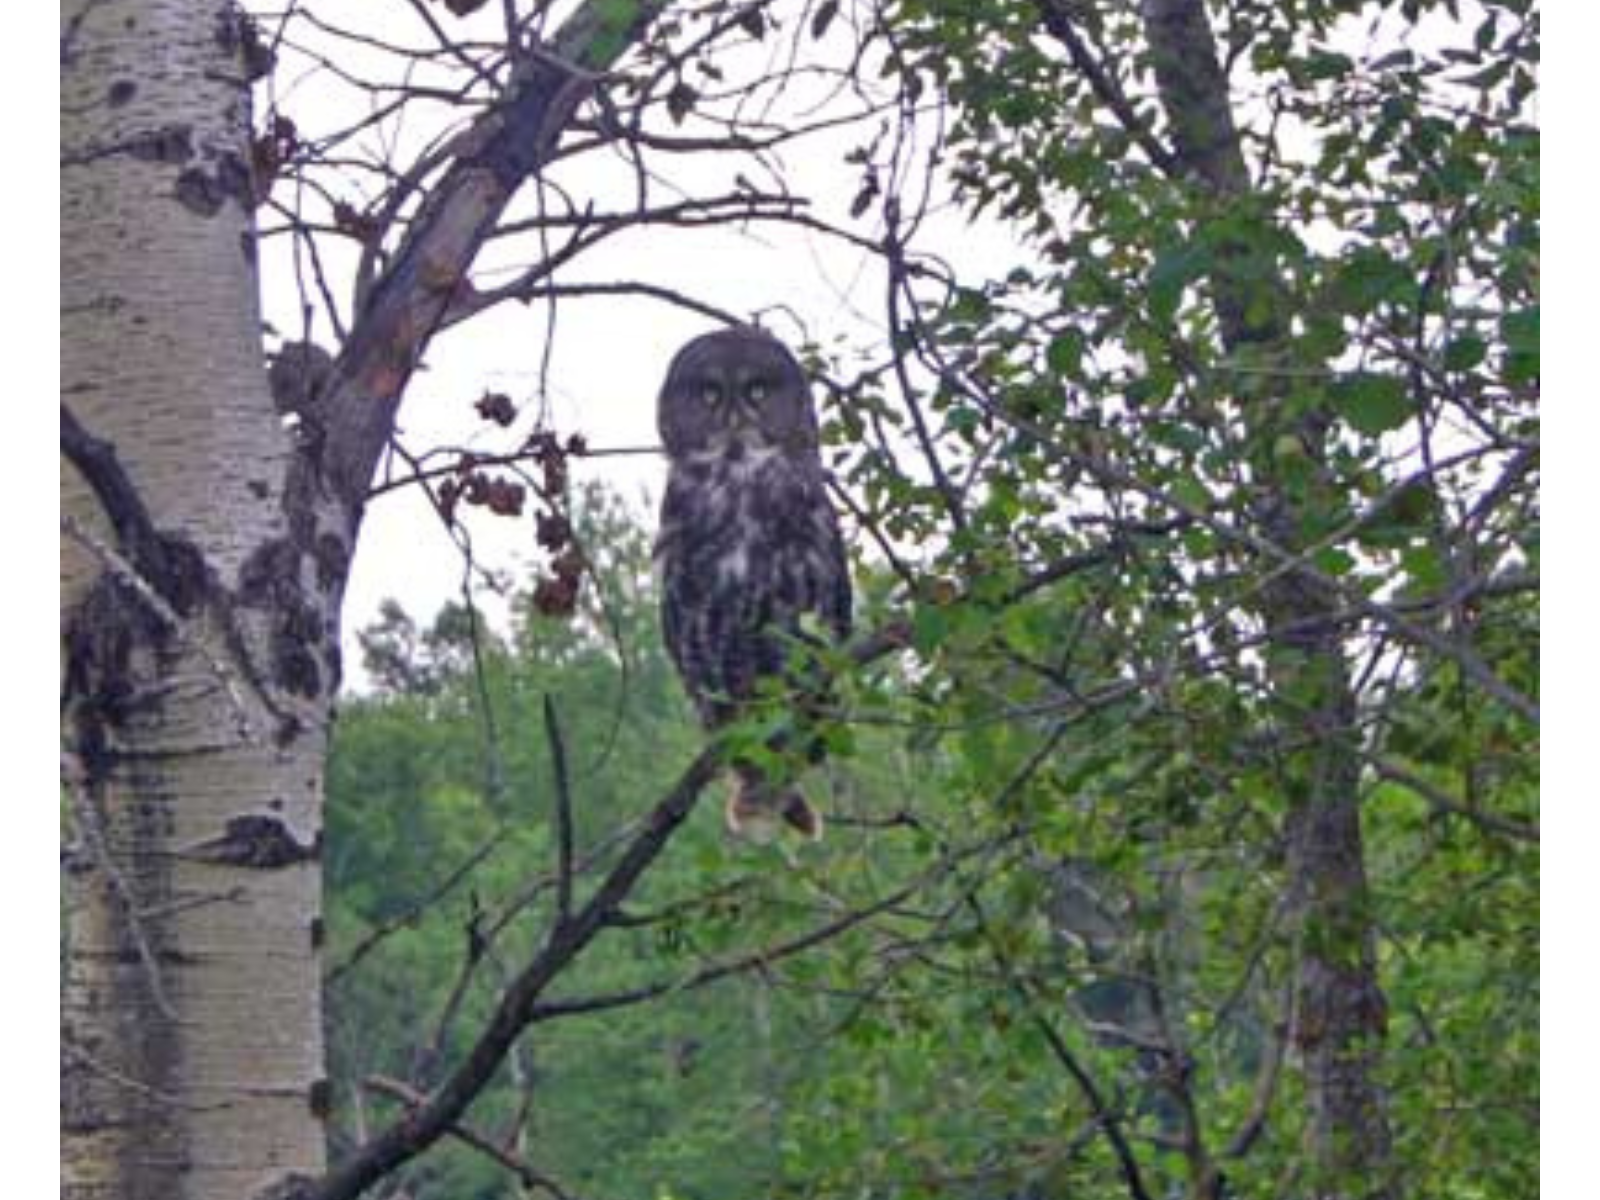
657,327,818,457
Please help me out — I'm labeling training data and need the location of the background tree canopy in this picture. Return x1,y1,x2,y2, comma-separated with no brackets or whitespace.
60,2,1536,1198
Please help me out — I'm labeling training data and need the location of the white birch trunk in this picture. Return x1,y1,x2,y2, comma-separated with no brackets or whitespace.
62,2,330,1196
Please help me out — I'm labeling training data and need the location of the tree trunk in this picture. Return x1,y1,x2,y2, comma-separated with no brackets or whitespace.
62,1,674,1195
62,2,331,1196
1137,2,1396,1196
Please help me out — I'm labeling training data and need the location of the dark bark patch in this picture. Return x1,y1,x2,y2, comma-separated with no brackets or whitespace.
112,944,197,967
308,1077,332,1120
60,1051,102,1134
472,60,587,189
183,813,319,869
237,539,300,606
149,533,213,618
313,532,348,592
64,581,167,735
309,916,325,949
107,80,137,107
63,845,95,875
252,1173,316,1200
236,539,332,699
215,150,254,206
282,598,324,652
175,167,227,216
287,491,318,548
173,151,253,218
131,797,178,840
274,631,322,698
215,6,275,83
126,124,194,165
269,342,336,419
62,523,215,768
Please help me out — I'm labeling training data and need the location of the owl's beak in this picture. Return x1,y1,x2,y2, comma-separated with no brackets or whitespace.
727,393,762,427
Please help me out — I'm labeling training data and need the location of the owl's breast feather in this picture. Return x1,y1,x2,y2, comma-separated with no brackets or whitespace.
657,446,835,581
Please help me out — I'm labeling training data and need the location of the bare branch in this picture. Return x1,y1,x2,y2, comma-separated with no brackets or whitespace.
1371,757,1538,844
543,694,576,926
306,741,724,1200
1033,0,1182,178
530,832,1009,1022
312,1,672,522
362,1075,575,1200
326,824,507,984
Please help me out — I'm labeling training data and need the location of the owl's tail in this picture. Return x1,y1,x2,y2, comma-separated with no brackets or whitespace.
725,766,824,844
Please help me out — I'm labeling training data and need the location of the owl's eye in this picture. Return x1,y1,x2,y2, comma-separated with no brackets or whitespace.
700,382,723,406
745,381,768,404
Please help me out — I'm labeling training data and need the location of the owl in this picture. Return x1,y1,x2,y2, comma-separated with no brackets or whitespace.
655,326,852,842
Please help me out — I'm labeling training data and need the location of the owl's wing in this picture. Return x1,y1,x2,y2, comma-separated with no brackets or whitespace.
820,505,853,642
658,469,774,724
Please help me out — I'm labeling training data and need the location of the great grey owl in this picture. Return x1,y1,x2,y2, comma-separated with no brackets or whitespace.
655,326,852,841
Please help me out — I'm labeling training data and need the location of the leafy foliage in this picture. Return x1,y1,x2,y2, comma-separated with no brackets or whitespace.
329,501,1534,1200
323,3,1537,1198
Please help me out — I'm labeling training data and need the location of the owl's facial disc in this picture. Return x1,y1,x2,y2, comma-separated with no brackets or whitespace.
702,371,770,432
729,376,774,428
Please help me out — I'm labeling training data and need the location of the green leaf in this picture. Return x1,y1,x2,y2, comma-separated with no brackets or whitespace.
1502,307,1539,383
911,603,949,656
1314,546,1357,576
1442,333,1487,372
948,287,991,324
1045,329,1083,375
1332,373,1412,436
820,723,857,757
1329,246,1414,314
1148,241,1209,322
1169,474,1212,512
1502,307,1539,354
1401,543,1448,591
1305,48,1355,80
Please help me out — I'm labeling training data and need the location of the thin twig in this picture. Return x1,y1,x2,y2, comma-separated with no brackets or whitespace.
327,824,508,984
1371,757,1538,843
543,694,576,927
967,891,1157,1200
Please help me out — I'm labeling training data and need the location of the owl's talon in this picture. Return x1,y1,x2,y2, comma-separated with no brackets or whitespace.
780,793,824,842
724,782,823,845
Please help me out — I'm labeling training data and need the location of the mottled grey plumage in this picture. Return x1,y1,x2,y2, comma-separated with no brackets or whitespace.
655,326,851,841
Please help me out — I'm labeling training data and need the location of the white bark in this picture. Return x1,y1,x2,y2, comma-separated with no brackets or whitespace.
62,2,329,1196
62,0,291,588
